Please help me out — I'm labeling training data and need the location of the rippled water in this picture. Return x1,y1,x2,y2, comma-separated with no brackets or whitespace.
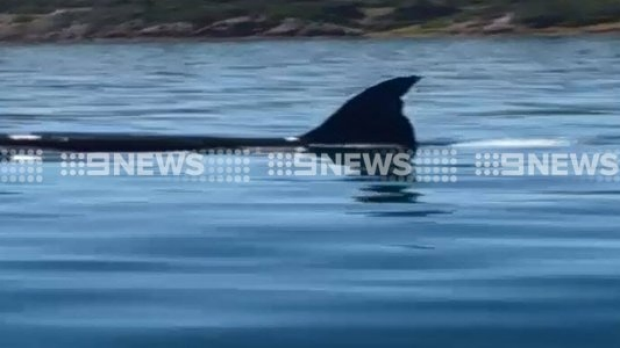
1,38,620,348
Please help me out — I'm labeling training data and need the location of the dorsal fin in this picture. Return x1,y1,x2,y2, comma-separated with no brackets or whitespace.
301,75,421,149
0,76,421,153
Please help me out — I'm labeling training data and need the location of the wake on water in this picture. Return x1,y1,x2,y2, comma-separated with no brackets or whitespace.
451,138,570,149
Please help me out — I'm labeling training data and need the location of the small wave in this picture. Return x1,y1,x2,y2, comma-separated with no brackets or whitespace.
581,135,620,146
453,138,570,149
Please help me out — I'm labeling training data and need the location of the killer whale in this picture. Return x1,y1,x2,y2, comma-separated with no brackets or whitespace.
0,76,421,154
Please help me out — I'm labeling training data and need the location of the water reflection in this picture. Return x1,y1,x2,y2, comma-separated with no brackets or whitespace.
354,183,453,218
355,183,421,204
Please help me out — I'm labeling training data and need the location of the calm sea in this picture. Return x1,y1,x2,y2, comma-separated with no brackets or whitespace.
1,38,620,348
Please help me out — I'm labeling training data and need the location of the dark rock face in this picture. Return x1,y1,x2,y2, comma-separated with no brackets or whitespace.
195,16,273,37
519,13,565,28
323,2,366,21
391,0,460,22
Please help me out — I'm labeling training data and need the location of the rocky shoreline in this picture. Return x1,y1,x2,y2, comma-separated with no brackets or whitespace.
0,11,362,42
1,8,619,43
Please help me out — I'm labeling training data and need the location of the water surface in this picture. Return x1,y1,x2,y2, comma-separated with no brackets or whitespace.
1,38,620,348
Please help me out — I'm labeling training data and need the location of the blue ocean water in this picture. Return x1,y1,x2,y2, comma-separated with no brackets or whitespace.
1,38,620,348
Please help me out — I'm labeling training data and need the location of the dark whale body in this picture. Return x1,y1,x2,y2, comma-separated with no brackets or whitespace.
0,76,421,153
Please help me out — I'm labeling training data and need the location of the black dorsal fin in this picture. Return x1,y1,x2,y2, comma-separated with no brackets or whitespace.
301,75,421,149
0,76,421,153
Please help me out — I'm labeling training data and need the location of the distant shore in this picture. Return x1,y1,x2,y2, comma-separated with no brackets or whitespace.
1,1,620,43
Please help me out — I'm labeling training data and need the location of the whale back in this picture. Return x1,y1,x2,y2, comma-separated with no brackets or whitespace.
0,76,421,153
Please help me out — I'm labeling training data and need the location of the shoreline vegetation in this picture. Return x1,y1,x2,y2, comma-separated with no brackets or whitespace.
1,0,620,42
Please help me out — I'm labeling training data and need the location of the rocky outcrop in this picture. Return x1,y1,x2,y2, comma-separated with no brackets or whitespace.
483,13,516,34
194,16,273,37
585,22,620,33
445,20,482,35
262,18,306,36
25,9,89,38
298,22,364,37
0,15,19,40
444,14,518,35
1,4,618,42
48,23,91,40
0,13,363,41
139,22,194,37
263,18,363,37
98,20,144,38
0,8,91,41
